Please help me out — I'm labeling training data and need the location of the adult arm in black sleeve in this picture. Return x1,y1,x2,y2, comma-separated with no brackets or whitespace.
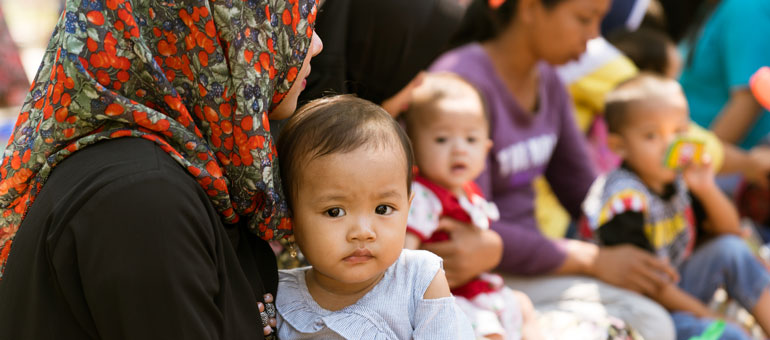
52,170,229,340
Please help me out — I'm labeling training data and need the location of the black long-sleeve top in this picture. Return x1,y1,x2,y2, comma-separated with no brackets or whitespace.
0,138,277,339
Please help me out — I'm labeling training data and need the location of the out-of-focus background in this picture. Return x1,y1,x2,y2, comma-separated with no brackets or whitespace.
0,0,60,148
3,0,60,82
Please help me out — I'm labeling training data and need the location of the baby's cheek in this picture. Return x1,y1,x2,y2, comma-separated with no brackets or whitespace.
377,225,401,246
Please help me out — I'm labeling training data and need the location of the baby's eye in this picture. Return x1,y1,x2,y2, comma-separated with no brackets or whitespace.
467,137,477,143
325,208,346,217
644,132,657,140
375,205,393,215
435,137,447,143
578,16,592,25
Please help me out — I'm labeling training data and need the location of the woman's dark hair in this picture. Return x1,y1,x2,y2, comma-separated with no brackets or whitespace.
277,95,415,210
449,0,567,48
657,0,709,43
607,28,674,75
298,0,464,106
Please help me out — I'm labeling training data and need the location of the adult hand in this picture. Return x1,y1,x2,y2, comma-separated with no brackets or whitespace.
380,72,425,117
419,217,503,288
591,244,679,295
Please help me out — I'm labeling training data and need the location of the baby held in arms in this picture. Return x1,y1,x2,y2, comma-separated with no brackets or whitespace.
402,72,542,340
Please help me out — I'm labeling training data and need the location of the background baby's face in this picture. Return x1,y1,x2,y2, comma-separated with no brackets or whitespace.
616,102,690,191
411,100,491,193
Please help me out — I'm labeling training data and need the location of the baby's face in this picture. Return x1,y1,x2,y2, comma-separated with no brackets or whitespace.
616,102,690,191
411,103,491,193
291,144,410,292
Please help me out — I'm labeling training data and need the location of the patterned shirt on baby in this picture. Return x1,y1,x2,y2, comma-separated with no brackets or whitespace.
583,166,696,267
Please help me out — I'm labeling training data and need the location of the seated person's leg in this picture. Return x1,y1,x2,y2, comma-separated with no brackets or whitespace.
679,235,770,334
678,235,770,309
671,312,751,340
504,275,675,340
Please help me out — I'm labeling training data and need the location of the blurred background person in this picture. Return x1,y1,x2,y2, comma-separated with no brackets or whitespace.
297,0,465,117
678,0,770,150
0,5,29,109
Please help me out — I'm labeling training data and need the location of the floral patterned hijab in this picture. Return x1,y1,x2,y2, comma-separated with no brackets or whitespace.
0,0,317,276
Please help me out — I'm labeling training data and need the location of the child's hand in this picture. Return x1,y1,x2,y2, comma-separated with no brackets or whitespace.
683,153,742,235
682,155,717,196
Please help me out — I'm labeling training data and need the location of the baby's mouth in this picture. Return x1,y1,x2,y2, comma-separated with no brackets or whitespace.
343,248,374,264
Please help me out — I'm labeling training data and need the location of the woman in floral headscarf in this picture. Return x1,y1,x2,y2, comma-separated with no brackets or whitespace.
0,0,321,338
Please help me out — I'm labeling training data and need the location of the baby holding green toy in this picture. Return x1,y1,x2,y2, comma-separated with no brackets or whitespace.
583,73,770,340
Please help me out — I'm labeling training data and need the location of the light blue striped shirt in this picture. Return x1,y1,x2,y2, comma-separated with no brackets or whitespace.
276,249,475,339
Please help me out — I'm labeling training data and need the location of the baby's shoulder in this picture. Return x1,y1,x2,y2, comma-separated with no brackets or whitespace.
396,249,442,272
583,168,650,229
277,266,311,297
602,168,650,196
386,249,443,297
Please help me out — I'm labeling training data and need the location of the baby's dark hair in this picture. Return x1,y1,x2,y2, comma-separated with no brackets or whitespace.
403,72,488,135
607,28,675,76
604,73,687,134
277,95,414,210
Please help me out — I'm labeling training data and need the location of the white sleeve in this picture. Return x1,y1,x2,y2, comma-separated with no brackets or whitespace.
406,182,442,240
406,250,475,340
413,297,475,340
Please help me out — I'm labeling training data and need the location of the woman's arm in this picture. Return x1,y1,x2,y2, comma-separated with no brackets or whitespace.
458,154,569,281
710,89,764,144
545,74,598,218
554,240,679,295
423,216,680,294
719,144,770,188
66,173,232,339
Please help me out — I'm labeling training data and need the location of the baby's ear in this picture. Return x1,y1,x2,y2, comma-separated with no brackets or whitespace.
485,139,493,153
607,133,626,157
408,190,415,206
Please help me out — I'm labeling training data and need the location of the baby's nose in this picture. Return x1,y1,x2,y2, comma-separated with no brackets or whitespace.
451,141,469,153
347,218,376,242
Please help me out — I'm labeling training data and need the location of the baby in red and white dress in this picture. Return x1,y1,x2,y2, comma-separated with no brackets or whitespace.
403,73,540,340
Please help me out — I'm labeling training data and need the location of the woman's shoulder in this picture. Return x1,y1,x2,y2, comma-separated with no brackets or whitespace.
429,43,492,80
49,137,202,198
34,137,219,249
431,43,484,63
